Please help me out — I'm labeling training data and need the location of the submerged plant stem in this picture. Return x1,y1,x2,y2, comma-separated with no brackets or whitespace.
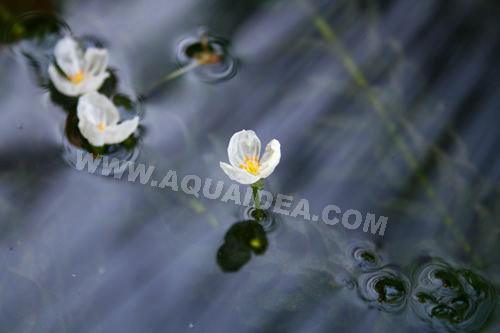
305,3,480,266
163,61,201,81
141,61,201,96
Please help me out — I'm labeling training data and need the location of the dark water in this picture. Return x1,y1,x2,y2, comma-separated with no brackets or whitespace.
1,0,499,332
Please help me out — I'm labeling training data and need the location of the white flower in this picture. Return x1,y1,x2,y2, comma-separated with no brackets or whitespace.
220,130,281,184
48,36,110,96
77,91,139,147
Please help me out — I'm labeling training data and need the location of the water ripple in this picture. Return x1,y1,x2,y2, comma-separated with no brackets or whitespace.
240,206,282,235
410,258,497,332
346,241,383,272
358,266,410,313
175,29,237,83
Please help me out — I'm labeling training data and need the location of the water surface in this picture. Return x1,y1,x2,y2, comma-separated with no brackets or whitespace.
1,0,499,332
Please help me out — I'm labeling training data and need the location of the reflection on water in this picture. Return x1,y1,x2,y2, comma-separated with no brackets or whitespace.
1,0,499,332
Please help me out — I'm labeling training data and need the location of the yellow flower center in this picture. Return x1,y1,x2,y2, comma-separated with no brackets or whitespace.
240,156,260,175
98,123,105,131
68,69,85,84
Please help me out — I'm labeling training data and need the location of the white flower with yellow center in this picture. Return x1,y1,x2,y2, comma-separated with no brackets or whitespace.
220,130,281,184
77,91,139,147
48,36,109,96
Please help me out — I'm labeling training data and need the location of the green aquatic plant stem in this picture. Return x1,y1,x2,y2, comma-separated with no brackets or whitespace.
162,61,201,81
252,179,265,218
141,61,201,96
252,185,260,210
306,5,479,265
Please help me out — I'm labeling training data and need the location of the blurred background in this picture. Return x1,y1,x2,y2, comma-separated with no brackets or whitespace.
1,0,499,332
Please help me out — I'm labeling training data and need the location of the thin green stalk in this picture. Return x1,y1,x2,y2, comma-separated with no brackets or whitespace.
252,184,261,210
141,61,201,96
305,4,480,265
251,179,265,220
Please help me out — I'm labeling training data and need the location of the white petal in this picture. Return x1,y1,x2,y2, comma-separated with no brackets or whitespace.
48,64,81,96
79,117,106,146
257,139,280,179
220,162,261,185
49,64,109,96
227,130,261,168
75,72,110,94
54,36,83,77
77,93,139,147
101,117,139,145
83,48,108,76
77,91,119,127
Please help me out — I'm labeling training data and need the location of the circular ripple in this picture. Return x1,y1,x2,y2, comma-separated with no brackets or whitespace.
240,206,282,235
411,258,497,332
175,30,237,83
346,241,383,272
358,266,410,313
4,11,70,49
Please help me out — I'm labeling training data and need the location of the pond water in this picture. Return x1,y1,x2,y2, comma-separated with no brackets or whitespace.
1,0,499,332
